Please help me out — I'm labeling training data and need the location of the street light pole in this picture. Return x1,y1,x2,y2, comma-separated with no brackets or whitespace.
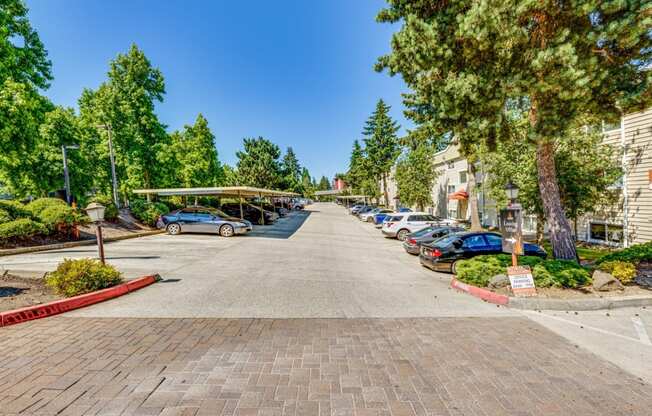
97,124,120,209
61,144,79,205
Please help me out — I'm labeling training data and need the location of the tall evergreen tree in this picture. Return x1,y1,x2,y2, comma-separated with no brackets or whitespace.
362,99,400,207
301,167,315,198
376,0,651,260
236,137,281,188
280,147,303,193
317,176,331,191
346,140,366,192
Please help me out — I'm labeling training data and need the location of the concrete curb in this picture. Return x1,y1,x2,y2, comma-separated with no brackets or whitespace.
0,274,160,327
0,230,163,257
450,278,652,310
450,278,509,305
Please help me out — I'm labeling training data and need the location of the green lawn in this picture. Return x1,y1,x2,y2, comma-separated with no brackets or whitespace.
541,241,611,262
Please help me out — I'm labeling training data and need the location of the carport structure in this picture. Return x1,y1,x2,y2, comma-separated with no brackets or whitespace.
133,186,299,225
335,194,370,207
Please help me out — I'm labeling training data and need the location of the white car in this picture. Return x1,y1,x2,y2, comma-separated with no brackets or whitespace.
381,212,456,241
359,208,393,222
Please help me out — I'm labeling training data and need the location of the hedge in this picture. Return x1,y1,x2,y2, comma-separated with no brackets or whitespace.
45,258,123,297
25,197,67,215
0,200,32,219
596,242,652,265
130,199,168,226
0,208,11,224
0,218,47,240
456,254,591,289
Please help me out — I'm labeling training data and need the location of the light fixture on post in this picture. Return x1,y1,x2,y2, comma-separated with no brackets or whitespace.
61,144,79,205
504,180,520,206
85,202,106,264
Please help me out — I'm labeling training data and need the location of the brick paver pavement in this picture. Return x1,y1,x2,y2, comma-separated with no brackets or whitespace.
1,317,650,416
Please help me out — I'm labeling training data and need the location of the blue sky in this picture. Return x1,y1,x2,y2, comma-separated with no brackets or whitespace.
25,0,411,181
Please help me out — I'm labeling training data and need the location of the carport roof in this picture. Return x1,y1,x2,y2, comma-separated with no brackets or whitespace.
336,195,369,199
315,189,343,196
133,186,299,198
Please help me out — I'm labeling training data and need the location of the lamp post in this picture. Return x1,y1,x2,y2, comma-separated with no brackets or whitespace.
504,180,520,207
85,202,106,264
61,144,79,205
96,124,120,209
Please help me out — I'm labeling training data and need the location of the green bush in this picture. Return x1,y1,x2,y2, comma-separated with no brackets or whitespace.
0,218,47,240
597,242,652,265
25,197,67,215
0,209,11,224
45,258,123,297
0,200,31,219
599,260,637,284
456,255,591,289
130,199,168,226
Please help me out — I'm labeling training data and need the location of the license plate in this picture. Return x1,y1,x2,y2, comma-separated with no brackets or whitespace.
423,248,432,256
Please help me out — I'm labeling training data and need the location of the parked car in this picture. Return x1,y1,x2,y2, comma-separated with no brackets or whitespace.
221,203,277,225
402,226,466,255
157,206,252,237
373,208,412,226
419,231,547,273
350,204,371,215
381,212,446,241
258,202,289,217
359,208,393,223
355,205,375,216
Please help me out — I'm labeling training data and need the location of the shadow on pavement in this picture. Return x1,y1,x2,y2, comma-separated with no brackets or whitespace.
246,210,311,239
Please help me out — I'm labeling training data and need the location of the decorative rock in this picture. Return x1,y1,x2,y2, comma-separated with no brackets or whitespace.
592,270,624,292
488,274,510,289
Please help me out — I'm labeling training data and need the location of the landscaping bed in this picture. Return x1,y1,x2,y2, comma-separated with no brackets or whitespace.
455,242,652,301
0,272,61,312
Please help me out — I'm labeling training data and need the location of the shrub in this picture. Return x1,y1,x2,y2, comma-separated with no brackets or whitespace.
456,254,591,289
597,242,652,265
599,260,637,284
0,209,10,224
0,200,31,219
130,199,168,226
25,197,67,215
0,218,47,240
45,258,123,297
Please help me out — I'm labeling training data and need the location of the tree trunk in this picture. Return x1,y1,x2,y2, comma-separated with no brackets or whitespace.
536,141,578,260
536,212,545,246
467,162,482,231
382,174,390,207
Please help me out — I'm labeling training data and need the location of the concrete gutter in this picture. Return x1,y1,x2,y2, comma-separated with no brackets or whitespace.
451,278,652,311
0,230,163,257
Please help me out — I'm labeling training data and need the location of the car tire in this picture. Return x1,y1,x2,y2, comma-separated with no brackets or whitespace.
451,260,461,275
166,223,181,235
397,229,410,241
220,224,235,237
367,217,374,223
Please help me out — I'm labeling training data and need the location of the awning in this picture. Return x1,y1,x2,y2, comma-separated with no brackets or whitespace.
133,186,300,198
448,190,468,200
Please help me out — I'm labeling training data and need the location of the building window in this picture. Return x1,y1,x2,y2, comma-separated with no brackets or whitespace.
448,209,457,219
447,185,456,194
447,161,455,169
459,171,467,183
589,222,623,244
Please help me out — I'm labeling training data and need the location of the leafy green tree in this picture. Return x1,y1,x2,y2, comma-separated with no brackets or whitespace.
78,44,169,199
486,120,622,244
376,0,652,260
394,140,437,211
236,137,281,188
280,147,302,193
222,164,241,186
166,114,222,188
0,0,52,89
362,99,400,207
317,176,331,191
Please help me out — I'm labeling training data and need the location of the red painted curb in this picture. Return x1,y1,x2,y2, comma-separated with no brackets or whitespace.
0,274,159,328
451,278,509,306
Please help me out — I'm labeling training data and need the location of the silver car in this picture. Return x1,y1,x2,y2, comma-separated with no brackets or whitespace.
158,207,253,237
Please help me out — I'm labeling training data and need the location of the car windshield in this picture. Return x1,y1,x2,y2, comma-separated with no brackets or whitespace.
387,215,404,222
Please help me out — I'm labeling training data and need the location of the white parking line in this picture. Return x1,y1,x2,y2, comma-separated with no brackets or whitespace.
631,317,652,345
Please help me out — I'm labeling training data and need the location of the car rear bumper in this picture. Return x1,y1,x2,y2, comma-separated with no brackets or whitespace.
381,229,397,237
419,254,452,272
402,243,420,255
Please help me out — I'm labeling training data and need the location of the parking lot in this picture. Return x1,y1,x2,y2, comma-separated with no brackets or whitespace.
3,203,652,414
0,203,506,319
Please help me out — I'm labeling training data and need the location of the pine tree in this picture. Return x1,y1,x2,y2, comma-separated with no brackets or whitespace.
376,0,651,260
280,147,302,193
362,99,400,207
236,137,282,188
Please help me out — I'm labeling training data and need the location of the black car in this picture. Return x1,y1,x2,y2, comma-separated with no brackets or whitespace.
221,203,276,225
402,226,465,255
419,231,547,273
